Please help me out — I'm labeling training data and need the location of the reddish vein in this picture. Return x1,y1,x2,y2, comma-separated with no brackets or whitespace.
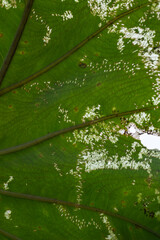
0,0,34,86
0,105,159,156
0,0,156,96
0,228,21,240
0,189,160,238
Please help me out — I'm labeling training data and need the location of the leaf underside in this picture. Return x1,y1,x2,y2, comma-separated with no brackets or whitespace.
0,0,160,239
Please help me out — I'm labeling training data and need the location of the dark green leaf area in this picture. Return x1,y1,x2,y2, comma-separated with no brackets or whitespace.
1,0,159,89
1,0,101,88
1,1,160,148
0,0,160,239
0,197,118,240
0,1,25,69
0,126,160,239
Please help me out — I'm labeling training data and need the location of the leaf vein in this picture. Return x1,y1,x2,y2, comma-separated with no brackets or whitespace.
0,0,156,96
0,0,34,87
0,105,158,155
0,189,160,238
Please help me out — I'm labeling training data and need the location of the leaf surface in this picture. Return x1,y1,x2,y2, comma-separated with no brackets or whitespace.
0,0,160,239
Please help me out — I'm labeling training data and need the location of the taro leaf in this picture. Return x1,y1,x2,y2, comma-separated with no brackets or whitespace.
0,0,160,239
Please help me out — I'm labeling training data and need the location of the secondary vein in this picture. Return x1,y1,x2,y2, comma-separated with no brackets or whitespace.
0,0,156,96
0,105,158,155
0,0,34,86
0,189,160,238
0,228,21,240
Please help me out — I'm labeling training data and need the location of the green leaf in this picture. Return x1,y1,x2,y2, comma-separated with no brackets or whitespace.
0,0,160,239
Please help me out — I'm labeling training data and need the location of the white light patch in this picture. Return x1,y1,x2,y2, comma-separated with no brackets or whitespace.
31,9,52,46
151,2,160,20
116,25,160,107
1,0,17,9
129,112,151,127
88,0,134,21
81,149,107,172
4,210,12,220
56,205,101,229
3,176,14,190
124,123,160,151
43,25,52,45
52,10,73,21
82,104,101,122
62,10,73,21
58,105,75,124
128,125,136,134
100,214,118,240
80,141,151,173
117,37,124,52
140,133,160,150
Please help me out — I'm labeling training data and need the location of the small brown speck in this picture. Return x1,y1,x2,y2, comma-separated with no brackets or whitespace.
39,153,43,158
79,62,87,68
96,82,101,87
74,106,79,112
0,33,3,38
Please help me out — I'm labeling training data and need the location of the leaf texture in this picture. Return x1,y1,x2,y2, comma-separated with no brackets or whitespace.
0,0,160,239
